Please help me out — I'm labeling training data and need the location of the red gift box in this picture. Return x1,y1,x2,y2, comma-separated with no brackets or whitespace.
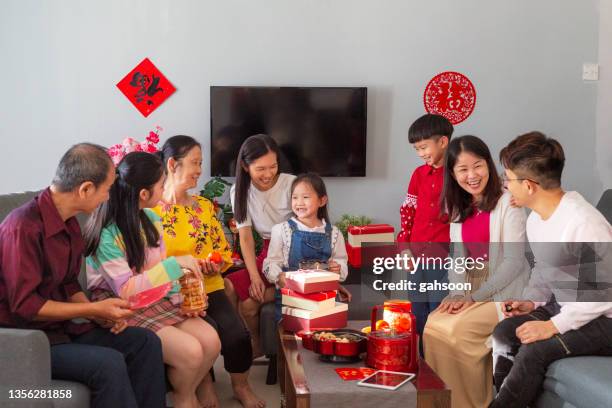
281,288,337,311
284,270,340,294
347,224,395,268
281,302,348,332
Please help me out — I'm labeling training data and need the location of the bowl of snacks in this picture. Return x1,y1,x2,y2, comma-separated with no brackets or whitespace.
309,329,367,363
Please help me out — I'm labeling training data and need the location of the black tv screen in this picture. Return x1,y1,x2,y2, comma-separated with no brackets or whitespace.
210,86,367,177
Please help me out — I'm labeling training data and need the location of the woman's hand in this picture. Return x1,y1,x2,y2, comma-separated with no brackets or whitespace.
448,295,475,314
180,309,207,318
328,260,341,274
180,294,208,318
175,255,203,276
199,256,221,276
435,295,464,314
249,276,266,303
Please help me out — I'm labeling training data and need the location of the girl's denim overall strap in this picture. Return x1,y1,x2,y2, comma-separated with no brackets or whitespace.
286,219,332,269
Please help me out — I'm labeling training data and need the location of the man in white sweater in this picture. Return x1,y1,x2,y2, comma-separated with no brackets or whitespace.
489,132,612,408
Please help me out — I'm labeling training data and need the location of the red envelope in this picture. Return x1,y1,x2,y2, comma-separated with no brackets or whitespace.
334,367,377,381
117,58,176,117
128,282,172,309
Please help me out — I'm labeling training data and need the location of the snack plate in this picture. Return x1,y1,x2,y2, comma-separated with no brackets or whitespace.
303,329,367,362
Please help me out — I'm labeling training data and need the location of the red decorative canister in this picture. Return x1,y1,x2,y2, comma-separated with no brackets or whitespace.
366,304,418,373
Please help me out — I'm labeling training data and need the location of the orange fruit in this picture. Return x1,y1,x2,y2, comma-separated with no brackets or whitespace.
394,317,411,332
375,319,390,330
210,251,223,264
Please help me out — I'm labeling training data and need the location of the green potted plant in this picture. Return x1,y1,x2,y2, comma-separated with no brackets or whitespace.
334,214,372,240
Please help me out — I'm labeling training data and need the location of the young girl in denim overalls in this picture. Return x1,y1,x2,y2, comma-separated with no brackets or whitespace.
263,173,350,321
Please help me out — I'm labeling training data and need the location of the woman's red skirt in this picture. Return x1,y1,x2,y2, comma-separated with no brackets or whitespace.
225,239,273,301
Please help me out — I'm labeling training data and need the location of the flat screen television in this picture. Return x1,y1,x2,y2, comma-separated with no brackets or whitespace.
210,86,367,177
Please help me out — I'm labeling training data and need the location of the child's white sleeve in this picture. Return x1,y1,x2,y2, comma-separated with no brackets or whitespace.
332,227,349,282
263,223,285,285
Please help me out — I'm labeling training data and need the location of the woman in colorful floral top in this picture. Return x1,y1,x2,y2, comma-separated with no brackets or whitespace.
154,135,265,408
85,152,221,408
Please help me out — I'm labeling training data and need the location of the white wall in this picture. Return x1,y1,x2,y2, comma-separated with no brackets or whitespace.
0,0,604,228
597,0,612,191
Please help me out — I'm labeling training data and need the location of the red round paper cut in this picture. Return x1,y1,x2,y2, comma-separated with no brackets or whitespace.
423,71,476,125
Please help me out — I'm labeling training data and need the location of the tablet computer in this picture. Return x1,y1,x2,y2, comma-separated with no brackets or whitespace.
356,370,415,391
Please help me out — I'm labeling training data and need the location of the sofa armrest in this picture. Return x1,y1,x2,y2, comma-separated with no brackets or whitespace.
0,328,52,387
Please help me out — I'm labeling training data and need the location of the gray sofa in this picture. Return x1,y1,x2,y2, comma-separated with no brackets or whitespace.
0,191,90,408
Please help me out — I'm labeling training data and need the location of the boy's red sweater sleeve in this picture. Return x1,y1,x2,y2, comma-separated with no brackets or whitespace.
397,170,419,243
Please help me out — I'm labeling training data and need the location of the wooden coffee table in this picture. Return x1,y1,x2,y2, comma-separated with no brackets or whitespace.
278,326,450,408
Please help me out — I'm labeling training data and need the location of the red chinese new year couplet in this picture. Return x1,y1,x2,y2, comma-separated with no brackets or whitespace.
423,71,476,125
117,58,176,117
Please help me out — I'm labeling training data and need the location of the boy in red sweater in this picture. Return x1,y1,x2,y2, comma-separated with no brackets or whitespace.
398,114,453,352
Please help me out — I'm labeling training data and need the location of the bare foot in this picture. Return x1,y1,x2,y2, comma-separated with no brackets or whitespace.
197,375,219,408
233,383,266,408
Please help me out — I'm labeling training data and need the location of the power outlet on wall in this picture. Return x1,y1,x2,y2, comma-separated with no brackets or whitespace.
582,63,599,81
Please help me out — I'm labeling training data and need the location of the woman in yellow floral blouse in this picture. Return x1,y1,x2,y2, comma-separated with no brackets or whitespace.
154,135,265,408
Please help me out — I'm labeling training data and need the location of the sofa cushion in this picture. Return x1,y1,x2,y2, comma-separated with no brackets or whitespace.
541,356,612,408
0,191,39,223
536,389,578,408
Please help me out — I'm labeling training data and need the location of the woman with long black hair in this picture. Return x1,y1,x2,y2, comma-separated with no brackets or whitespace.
423,136,529,408
84,152,221,408
225,134,296,358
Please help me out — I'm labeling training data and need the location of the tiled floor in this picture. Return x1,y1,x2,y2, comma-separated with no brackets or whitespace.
213,357,281,408
167,356,282,407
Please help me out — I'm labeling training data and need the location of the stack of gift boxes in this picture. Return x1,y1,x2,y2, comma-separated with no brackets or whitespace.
280,270,348,332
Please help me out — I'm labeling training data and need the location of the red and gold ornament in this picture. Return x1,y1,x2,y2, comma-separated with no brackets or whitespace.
423,71,476,125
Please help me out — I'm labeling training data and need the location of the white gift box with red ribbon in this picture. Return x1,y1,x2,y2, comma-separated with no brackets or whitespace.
284,270,340,294
281,302,348,332
281,288,337,312
346,224,395,268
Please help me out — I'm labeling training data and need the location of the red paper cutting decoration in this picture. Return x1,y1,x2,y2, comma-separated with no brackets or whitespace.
423,71,476,125
116,58,176,117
